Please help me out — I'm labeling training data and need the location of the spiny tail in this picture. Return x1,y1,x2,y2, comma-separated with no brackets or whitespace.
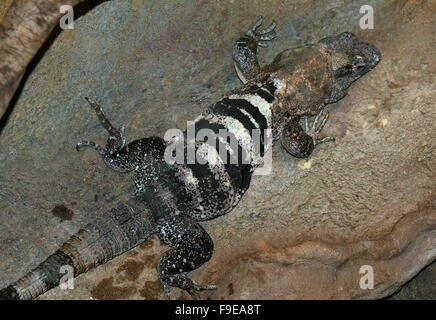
0,197,155,300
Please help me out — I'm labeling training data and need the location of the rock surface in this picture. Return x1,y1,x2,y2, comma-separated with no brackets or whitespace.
0,0,434,299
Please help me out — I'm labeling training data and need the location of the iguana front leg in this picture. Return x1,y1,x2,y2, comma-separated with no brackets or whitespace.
281,107,335,158
232,17,276,83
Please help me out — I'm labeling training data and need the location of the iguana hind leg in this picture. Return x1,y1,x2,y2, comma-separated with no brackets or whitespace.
77,97,166,173
156,217,216,300
79,97,126,149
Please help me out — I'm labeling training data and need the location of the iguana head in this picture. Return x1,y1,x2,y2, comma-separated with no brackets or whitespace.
320,32,381,102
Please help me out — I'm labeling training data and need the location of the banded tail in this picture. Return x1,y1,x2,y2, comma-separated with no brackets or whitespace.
0,197,155,300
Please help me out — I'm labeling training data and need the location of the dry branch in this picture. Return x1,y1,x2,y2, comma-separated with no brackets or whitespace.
0,0,88,121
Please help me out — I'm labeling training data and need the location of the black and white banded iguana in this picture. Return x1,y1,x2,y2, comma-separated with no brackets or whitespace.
0,18,381,300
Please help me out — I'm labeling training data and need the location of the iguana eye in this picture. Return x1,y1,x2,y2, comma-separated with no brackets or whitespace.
355,62,366,73
334,64,354,77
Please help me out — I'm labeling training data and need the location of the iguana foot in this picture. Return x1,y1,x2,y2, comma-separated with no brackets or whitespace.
159,273,217,300
245,16,277,48
76,97,126,153
187,281,217,300
280,107,335,158
303,107,335,146
76,97,137,172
